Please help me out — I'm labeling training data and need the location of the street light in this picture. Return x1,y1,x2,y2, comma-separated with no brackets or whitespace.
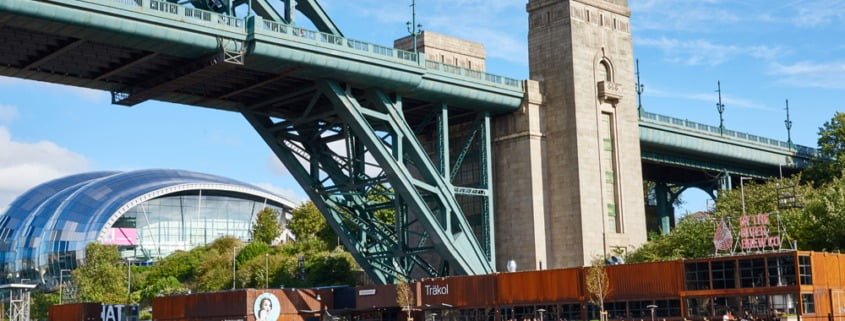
232,245,240,290
58,269,72,304
739,177,752,215
265,253,269,289
126,258,135,304
537,308,547,321
646,305,658,321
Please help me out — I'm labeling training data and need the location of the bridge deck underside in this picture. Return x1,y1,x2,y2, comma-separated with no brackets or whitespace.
0,13,496,283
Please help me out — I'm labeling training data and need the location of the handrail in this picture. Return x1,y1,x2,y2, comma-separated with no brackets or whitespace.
425,60,523,90
88,0,524,91
641,111,816,156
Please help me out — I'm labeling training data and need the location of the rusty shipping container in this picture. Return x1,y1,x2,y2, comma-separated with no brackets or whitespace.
497,268,582,305
49,303,102,321
419,274,498,308
605,260,684,300
154,289,327,321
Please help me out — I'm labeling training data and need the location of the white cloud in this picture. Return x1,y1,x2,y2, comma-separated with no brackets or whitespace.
266,154,290,176
0,77,16,85
0,77,106,103
0,126,89,211
646,87,775,111
253,182,306,204
770,61,845,89
326,0,528,66
638,37,785,66
792,0,845,27
0,104,18,124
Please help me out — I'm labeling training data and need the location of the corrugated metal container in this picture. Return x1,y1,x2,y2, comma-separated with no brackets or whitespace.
154,289,327,321
419,274,497,308
49,303,101,321
154,290,247,321
497,268,582,304
606,260,683,300
355,284,399,309
810,252,845,288
332,287,356,310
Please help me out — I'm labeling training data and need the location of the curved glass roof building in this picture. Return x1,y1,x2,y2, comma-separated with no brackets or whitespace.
0,169,296,286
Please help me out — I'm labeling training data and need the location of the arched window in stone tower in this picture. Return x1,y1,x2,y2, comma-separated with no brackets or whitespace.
598,60,612,82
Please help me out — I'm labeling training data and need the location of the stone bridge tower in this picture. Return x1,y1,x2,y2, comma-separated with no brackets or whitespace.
493,0,645,271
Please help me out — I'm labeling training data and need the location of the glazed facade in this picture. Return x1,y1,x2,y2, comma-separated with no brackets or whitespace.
0,169,295,287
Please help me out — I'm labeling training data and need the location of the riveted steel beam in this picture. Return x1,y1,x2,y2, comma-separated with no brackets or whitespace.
22,39,85,71
318,80,493,277
94,52,160,81
112,52,240,106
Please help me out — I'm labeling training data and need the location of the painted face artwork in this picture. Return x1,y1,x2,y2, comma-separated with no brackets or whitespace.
254,293,281,321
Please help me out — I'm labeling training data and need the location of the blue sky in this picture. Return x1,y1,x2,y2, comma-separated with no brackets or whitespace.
0,0,843,215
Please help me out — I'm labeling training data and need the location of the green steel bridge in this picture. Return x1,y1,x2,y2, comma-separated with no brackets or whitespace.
0,0,815,283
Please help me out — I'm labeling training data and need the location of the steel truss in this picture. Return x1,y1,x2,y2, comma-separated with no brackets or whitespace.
243,80,493,283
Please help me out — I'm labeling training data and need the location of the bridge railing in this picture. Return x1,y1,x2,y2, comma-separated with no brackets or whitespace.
425,60,524,90
85,0,524,91
145,0,246,28
641,111,817,157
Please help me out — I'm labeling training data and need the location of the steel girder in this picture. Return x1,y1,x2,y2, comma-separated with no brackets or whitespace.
242,79,493,283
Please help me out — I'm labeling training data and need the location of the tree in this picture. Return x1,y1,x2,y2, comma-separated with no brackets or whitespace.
288,202,337,247
626,215,714,262
396,276,414,321
783,176,845,251
252,207,282,245
805,112,845,186
72,243,128,303
585,257,611,321
31,292,59,321
138,276,187,303
305,250,356,286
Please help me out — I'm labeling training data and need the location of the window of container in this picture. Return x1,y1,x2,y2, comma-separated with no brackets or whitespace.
799,256,813,285
559,303,582,321
767,256,796,286
739,258,766,288
770,294,796,315
685,262,711,290
713,296,740,317
606,302,627,319
712,260,737,289
628,301,650,319
657,300,681,317
686,297,712,318
740,295,769,317
802,293,815,314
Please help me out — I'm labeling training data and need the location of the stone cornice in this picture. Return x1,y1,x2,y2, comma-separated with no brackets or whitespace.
527,0,630,17
573,0,630,16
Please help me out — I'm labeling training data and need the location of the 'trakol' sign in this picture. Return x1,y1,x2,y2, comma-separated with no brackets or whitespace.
424,284,448,296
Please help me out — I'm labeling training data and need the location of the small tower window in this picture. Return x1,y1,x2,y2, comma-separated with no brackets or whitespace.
598,60,612,82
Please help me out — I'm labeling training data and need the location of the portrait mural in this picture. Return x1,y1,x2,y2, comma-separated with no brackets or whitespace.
254,293,281,321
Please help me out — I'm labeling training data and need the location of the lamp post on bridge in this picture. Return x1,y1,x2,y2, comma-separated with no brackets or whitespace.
635,59,644,119
406,0,422,62
716,81,726,136
785,99,794,150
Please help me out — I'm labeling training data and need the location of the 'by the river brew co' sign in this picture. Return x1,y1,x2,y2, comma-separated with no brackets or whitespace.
739,213,781,251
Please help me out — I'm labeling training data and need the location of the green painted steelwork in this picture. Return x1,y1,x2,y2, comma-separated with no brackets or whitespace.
0,0,523,111
322,81,493,275
294,0,343,36
640,111,814,176
241,80,494,283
